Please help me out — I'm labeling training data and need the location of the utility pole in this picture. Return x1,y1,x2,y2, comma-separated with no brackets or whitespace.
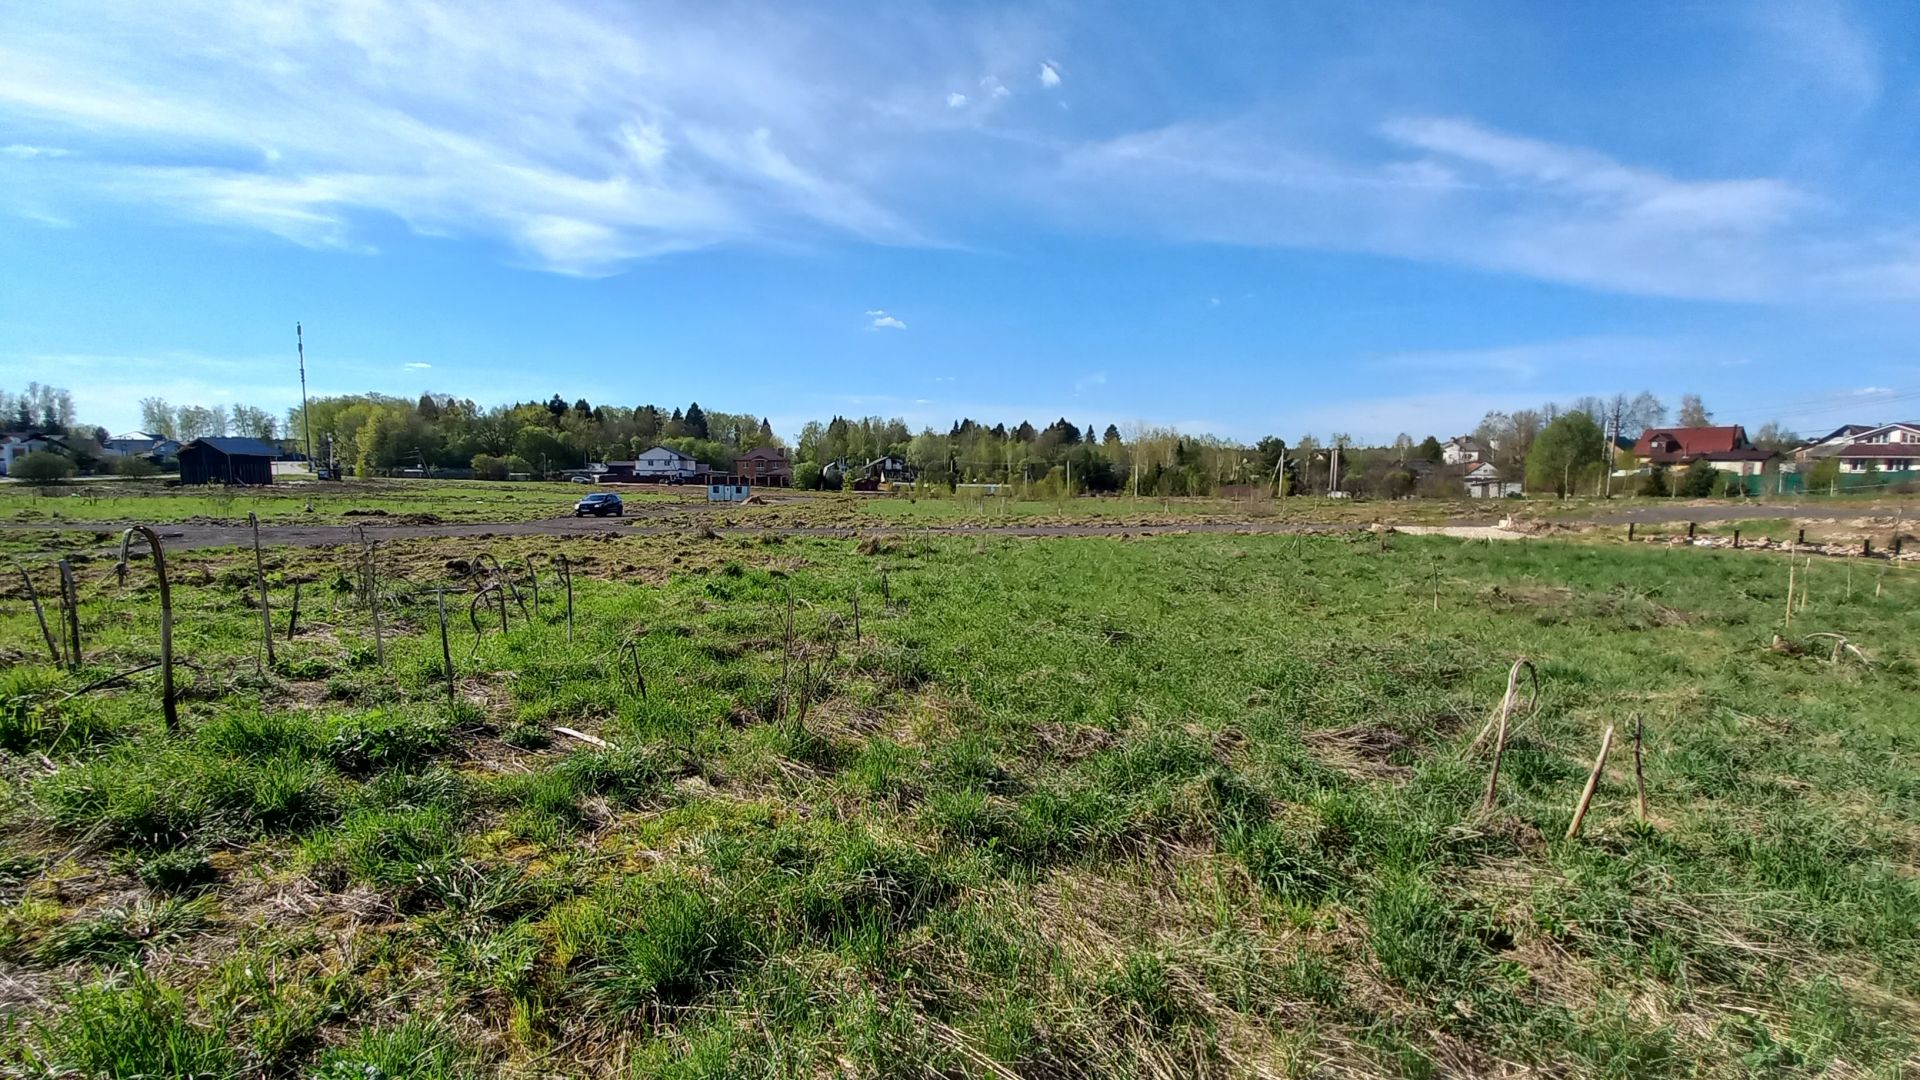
296,323,313,468
1603,400,1620,498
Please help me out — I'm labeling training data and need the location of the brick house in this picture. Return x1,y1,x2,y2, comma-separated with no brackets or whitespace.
735,446,793,486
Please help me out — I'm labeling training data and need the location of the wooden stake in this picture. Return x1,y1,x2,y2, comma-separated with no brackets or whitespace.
852,586,862,643
117,526,176,731
1785,562,1795,630
558,554,573,642
247,513,275,670
14,563,60,664
1632,714,1647,824
287,582,302,641
366,538,385,669
57,558,81,669
437,587,454,701
1567,723,1615,839
526,559,539,617
553,725,613,749
1479,658,1536,810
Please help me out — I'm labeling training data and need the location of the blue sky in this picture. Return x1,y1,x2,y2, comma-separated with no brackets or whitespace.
2,0,1917,442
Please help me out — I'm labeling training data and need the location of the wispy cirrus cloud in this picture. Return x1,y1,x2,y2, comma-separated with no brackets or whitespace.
1,0,1912,309
0,0,1040,273
867,309,907,330
1051,109,1920,302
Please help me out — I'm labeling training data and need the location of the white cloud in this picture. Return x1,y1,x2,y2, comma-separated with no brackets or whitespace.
2,144,68,158
1038,61,1061,88
1052,111,1912,302
867,309,907,330
0,1,953,273
1207,296,1220,307
404,362,431,369
1749,0,1879,105
981,76,1011,100
1073,371,1107,393
946,92,968,108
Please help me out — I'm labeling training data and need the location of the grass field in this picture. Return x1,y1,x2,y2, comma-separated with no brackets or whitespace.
1,530,1917,1076
0,478,682,525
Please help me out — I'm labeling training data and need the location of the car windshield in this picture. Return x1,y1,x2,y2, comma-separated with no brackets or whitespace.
582,493,614,501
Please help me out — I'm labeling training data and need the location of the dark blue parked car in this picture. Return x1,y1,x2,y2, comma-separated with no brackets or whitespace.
573,492,624,517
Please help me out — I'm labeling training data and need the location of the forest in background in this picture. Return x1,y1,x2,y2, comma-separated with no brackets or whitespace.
4,383,1808,497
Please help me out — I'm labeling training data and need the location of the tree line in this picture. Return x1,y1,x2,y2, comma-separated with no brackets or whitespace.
8,382,1809,496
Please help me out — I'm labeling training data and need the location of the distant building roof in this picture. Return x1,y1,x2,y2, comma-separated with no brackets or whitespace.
1634,426,1754,460
112,431,165,442
636,445,695,461
1832,443,1920,458
738,446,789,460
183,436,279,457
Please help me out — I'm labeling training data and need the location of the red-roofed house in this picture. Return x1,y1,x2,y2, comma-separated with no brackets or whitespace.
1632,426,1774,477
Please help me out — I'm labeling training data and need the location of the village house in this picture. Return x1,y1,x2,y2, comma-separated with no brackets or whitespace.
1453,459,1520,498
735,446,793,486
866,454,915,483
0,433,70,476
1440,436,1487,465
102,431,182,460
1632,425,1774,477
1792,422,1920,474
606,446,704,482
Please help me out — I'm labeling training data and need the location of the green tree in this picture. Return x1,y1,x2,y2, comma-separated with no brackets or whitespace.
683,402,709,440
11,451,76,482
1677,460,1717,497
1806,457,1842,495
1524,412,1605,497
1416,435,1443,462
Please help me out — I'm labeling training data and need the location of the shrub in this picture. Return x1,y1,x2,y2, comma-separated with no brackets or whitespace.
11,450,76,483
114,455,160,478
471,453,509,481
1677,460,1717,498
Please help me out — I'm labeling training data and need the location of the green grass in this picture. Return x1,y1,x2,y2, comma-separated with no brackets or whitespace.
0,529,1916,1076
0,476,682,525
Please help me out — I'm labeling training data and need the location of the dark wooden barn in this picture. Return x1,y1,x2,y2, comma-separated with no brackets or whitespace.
178,437,279,485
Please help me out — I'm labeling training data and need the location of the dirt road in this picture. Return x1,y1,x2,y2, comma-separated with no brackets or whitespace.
1,498,1901,551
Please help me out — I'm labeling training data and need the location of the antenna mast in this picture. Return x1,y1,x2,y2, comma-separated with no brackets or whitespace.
297,323,313,469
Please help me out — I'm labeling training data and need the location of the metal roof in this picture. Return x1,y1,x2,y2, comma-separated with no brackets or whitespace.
183,437,279,457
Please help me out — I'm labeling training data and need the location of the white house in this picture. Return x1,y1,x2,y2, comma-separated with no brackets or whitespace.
1458,460,1520,498
624,446,702,480
1441,436,1487,466
0,434,61,476
1795,422,1920,474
